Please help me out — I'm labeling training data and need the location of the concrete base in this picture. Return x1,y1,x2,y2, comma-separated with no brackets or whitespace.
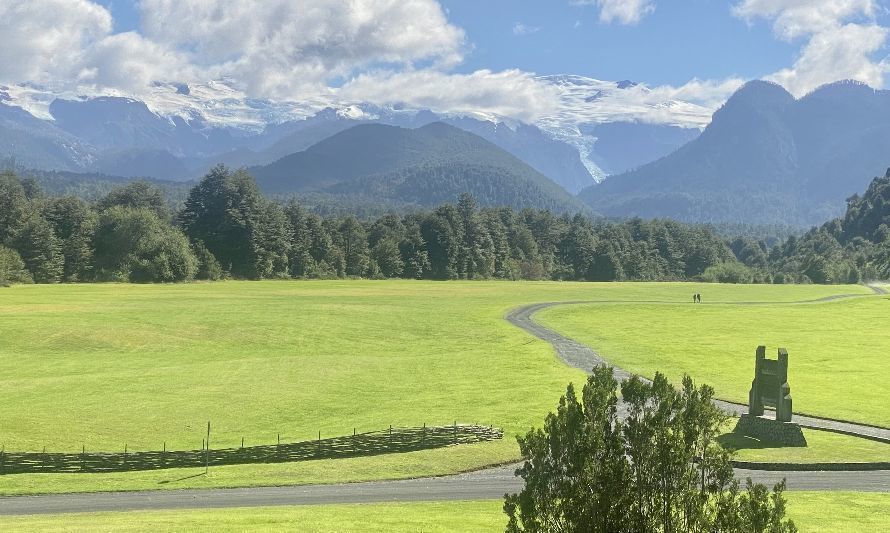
733,414,808,447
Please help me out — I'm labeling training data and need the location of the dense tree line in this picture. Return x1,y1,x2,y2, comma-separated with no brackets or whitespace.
728,170,890,284
0,166,744,284
5,165,890,286
505,367,796,532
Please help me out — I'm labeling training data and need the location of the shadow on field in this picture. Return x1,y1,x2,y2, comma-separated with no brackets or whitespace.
0,425,503,476
717,432,792,451
158,472,207,484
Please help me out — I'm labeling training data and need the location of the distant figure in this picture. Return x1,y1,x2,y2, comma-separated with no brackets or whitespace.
693,294,697,304
697,293,702,303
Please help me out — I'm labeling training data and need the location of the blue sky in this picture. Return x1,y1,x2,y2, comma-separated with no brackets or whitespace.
441,0,794,85
91,0,887,88
3,1,890,125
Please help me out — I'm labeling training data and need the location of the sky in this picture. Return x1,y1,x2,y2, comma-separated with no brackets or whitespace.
2,0,890,124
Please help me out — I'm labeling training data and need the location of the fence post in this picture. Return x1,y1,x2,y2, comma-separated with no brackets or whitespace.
124,444,127,469
422,423,426,446
241,437,244,449
453,421,457,444
0,445,4,474
205,421,210,475
81,444,85,472
389,425,392,449
353,428,356,454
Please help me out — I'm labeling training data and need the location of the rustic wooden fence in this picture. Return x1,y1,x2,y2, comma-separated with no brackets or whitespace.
0,424,502,475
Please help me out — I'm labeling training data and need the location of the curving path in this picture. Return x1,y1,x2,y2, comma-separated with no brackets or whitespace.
1,288,888,516
505,295,890,444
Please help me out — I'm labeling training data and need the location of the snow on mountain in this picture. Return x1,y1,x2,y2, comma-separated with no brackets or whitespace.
0,76,714,187
533,75,711,181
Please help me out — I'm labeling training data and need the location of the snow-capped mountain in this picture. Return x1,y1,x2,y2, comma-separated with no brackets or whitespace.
534,75,708,180
0,76,709,193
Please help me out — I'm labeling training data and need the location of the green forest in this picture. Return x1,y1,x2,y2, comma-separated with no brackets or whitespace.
1,165,889,285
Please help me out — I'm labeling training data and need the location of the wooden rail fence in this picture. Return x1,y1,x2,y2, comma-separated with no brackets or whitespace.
0,424,502,475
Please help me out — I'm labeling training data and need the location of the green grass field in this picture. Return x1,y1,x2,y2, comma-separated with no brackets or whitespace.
0,281,884,496
2,493,887,532
537,292,890,427
722,424,890,464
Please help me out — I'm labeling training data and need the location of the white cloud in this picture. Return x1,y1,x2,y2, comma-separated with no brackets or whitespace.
733,0,889,95
77,32,193,93
0,0,112,86
513,22,540,36
769,23,888,95
647,78,747,112
138,0,467,99
339,69,561,122
733,0,878,38
572,0,656,25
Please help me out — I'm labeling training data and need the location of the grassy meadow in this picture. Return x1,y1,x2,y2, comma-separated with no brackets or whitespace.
723,424,890,464
2,493,888,532
537,291,890,426
0,280,885,495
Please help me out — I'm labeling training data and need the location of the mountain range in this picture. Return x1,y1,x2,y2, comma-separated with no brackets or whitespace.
6,77,890,227
0,77,703,194
581,80,890,227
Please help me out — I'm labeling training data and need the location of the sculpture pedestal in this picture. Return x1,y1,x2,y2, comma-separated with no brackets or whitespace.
733,414,807,447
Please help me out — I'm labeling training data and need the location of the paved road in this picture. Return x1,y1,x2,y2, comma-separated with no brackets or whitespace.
1,288,888,516
3,463,890,516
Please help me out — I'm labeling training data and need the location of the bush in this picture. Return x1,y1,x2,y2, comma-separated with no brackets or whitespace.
0,246,33,286
701,262,755,283
193,241,224,281
93,207,197,283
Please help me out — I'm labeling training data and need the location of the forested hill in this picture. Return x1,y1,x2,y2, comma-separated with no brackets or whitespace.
249,122,587,213
839,170,890,244
742,170,890,283
580,80,890,227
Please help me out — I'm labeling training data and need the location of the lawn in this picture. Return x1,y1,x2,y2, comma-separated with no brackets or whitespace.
0,281,875,495
2,493,887,532
721,424,890,464
537,291,890,427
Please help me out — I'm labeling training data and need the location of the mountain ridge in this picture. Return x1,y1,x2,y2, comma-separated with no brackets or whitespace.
250,122,588,213
580,80,890,226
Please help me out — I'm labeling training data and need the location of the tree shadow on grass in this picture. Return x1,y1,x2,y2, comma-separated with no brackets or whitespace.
718,432,792,451
158,472,206,485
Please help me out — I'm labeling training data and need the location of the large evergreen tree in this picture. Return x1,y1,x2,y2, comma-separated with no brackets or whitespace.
11,214,63,283
180,166,283,279
505,367,797,533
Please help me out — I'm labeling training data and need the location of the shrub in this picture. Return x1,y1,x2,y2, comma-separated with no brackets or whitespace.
0,245,33,286
701,262,755,284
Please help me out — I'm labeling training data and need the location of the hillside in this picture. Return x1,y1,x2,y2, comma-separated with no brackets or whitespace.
251,122,587,213
767,169,890,283
580,80,890,226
